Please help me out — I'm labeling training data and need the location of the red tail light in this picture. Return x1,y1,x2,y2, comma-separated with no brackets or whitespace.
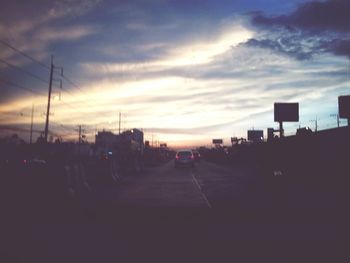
100,154,108,160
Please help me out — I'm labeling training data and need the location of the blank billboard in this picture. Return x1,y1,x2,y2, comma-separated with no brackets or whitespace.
212,139,223,144
247,130,264,143
274,103,299,122
338,95,350,118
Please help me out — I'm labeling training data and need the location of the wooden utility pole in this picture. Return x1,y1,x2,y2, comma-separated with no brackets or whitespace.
44,55,54,142
78,125,82,156
30,103,34,144
119,112,121,135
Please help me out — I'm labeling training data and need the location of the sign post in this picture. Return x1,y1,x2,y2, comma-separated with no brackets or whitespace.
274,102,299,138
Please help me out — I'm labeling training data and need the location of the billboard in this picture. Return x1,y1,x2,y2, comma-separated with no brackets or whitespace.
274,102,299,122
338,95,350,118
212,139,223,144
247,130,264,143
231,137,238,143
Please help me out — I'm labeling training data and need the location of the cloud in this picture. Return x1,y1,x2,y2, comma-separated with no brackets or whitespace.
251,0,350,32
49,0,103,18
329,39,350,57
0,0,100,68
1,1,349,145
34,25,98,43
247,0,350,58
242,32,332,60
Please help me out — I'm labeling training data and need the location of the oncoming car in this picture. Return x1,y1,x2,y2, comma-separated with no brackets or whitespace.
174,150,195,168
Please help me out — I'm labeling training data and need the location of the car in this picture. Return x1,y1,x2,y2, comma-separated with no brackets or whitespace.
192,150,201,162
28,158,47,166
296,127,313,137
174,150,195,168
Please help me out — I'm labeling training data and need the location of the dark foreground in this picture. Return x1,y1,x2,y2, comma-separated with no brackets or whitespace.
1,156,349,262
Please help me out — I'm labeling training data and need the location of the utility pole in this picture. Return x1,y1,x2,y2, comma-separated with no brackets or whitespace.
119,112,121,135
30,103,34,144
336,114,339,128
78,125,82,156
44,55,54,142
310,116,319,132
74,125,85,156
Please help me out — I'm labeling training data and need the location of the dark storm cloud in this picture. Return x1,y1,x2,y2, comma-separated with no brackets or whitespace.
329,39,350,57
247,0,350,58
251,0,350,32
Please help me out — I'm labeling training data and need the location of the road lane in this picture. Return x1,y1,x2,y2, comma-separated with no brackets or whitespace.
92,161,210,207
190,161,266,209
89,159,268,211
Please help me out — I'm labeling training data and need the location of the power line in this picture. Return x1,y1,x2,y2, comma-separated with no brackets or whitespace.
0,40,92,103
61,74,86,94
0,78,46,96
60,76,98,109
0,39,96,108
59,84,98,111
0,41,103,139
0,39,50,70
0,58,49,85
58,69,102,109
0,39,86,95
0,124,42,134
54,99,92,116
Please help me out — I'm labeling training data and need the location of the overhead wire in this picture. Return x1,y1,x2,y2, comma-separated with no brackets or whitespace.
0,39,110,139
59,72,100,110
0,39,50,70
0,78,46,96
1,39,99,113
0,58,49,85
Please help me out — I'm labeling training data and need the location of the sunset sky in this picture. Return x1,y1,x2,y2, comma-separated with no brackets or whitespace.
0,0,349,147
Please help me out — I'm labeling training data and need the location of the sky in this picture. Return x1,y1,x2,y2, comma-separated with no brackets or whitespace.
0,0,349,147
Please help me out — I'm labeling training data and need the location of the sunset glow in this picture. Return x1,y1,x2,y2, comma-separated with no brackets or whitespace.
1,0,349,147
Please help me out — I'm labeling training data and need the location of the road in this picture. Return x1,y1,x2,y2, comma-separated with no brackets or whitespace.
2,160,347,262
86,159,348,222
89,160,266,211
2,158,346,220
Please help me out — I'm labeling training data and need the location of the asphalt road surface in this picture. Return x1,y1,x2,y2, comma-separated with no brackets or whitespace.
87,159,349,224
90,160,265,210
2,160,347,262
